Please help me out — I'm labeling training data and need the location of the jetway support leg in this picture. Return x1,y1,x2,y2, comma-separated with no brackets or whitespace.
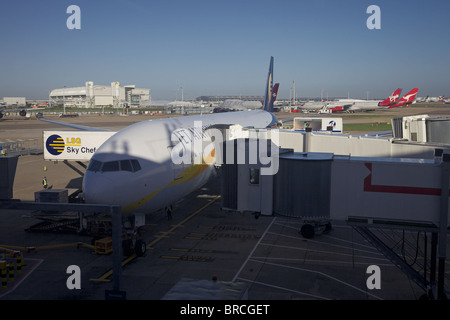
353,226,428,293
437,155,449,299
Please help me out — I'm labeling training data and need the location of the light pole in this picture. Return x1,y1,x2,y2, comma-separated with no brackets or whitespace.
63,86,66,115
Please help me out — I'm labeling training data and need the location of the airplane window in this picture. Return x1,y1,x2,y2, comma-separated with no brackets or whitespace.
102,161,120,172
87,160,102,172
120,160,133,172
131,159,141,172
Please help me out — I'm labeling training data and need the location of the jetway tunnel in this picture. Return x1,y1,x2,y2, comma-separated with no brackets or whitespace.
219,139,449,299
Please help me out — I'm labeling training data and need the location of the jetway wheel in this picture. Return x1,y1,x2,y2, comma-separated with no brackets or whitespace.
122,239,134,257
122,238,146,257
323,222,332,234
135,239,146,257
300,224,315,239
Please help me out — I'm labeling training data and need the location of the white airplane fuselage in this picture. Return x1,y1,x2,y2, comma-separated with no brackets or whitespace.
82,110,276,215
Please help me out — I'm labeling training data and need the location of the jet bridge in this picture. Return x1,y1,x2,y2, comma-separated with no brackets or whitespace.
220,141,449,299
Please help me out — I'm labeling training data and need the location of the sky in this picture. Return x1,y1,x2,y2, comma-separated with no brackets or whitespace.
1,0,450,101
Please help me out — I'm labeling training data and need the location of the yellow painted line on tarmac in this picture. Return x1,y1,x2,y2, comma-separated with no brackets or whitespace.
160,255,181,260
90,195,221,283
146,195,220,249
90,254,137,282
1,242,94,253
170,248,189,252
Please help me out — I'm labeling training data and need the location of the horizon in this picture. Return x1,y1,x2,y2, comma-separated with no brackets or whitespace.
1,1,449,100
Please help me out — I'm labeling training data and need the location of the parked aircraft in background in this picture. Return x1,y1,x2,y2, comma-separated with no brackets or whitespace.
0,104,46,119
213,83,279,113
388,88,419,108
298,88,404,113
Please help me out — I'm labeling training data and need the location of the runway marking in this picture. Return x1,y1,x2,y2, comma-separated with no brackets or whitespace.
146,196,221,249
247,259,383,300
236,277,330,300
251,256,396,267
90,195,220,282
265,231,384,256
257,243,390,263
232,217,276,282
321,233,379,251
169,247,239,255
160,255,215,262
232,217,386,300
273,221,379,251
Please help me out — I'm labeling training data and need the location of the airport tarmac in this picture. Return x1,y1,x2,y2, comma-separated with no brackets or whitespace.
0,106,449,301
0,172,431,301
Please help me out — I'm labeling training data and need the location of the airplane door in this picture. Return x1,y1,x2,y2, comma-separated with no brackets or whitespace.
169,128,191,181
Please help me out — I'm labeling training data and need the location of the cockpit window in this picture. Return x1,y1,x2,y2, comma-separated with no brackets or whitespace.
102,161,120,172
131,159,141,172
120,160,133,172
87,159,142,173
87,160,102,172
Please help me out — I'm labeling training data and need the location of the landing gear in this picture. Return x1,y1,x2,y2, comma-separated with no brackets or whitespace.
122,215,147,257
122,236,147,257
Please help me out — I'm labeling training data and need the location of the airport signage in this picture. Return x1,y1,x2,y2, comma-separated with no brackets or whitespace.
43,131,115,161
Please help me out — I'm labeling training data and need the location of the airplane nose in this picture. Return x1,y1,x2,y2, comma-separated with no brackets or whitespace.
82,171,117,205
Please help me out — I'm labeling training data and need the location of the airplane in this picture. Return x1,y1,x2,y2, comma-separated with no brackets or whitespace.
388,88,419,108
439,96,450,104
299,88,403,113
40,57,279,256
0,102,48,119
213,83,279,113
377,88,402,107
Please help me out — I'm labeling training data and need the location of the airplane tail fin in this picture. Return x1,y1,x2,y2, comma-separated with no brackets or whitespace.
388,88,419,108
263,56,274,112
272,83,280,104
398,88,419,103
378,88,402,106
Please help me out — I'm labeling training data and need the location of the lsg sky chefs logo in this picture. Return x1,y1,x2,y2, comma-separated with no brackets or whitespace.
46,134,66,156
46,135,83,156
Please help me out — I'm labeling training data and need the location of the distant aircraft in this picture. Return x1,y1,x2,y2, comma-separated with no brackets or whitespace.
299,88,404,112
388,88,419,108
0,104,46,119
439,96,450,104
41,57,279,256
213,83,279,113
377,88,402,107
346,88,404,111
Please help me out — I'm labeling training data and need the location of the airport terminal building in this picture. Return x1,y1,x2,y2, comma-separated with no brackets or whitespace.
49,82,151,108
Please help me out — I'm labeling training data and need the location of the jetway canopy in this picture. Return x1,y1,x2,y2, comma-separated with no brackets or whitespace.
43,131,116,161
331,156,449,228
220,139,450,229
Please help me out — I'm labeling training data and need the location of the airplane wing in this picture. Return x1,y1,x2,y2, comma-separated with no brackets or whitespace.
0,107,45,118
39,118,111,131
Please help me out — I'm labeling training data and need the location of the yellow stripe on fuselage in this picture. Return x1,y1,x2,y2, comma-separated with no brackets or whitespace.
122,149,214,214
